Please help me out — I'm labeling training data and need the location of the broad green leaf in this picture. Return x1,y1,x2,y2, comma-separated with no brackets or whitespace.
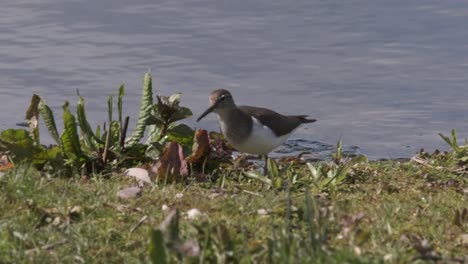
267,158,279,178
0,129,35,162
101,130,108,144
146,114,165,126
38,99,61,145
145,125,162,145
25,94,41,145
145,142,163,158
167,123,194,141
209,131,224,141
149,229,168,264
76,93,101,149
0,129,34,147
245,171,272,185
61,102,83,162
107,95,113,124
118,84,125,127
307,162,319,180
451,128,458,148
169,107,193,123
350,155,368,164
439,130,460,152
127,72,153,146
95,125,101,139
439,133,453,147
332,139,343,163
167,124,195,147
325,155,368,188
332,164,353,186
32,145,62,166
109,121,120,147
273,178,282,189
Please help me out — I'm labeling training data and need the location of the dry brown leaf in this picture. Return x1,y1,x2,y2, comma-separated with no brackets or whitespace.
152,142,188,182
185,129,210,164
25,94,41,142
0,154,13,172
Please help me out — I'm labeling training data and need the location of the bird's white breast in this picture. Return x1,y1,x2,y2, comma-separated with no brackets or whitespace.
221,117,291,155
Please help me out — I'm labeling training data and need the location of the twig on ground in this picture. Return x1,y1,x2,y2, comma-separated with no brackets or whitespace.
130,215,148,233
26,239,68,255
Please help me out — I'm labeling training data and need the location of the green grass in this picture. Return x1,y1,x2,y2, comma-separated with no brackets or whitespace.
0,159,467,263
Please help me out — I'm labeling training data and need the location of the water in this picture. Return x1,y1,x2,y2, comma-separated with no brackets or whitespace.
1,0,468,159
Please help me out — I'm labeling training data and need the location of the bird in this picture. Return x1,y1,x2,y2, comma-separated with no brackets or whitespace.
197,89,316,174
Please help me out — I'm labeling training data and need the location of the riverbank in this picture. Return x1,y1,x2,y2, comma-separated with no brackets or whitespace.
1,153,466,263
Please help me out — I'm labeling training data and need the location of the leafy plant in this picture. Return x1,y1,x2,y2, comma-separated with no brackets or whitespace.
243,140,368,193
307,140,368,192
439,128,468,162
30,74,156,175
0,129,61,169
146,186,357,263
244,159,293,190
0,72,203,177
126,74,154,146
332,137,343,164
145,93,194,157
439,129,461,153
266,188,333,263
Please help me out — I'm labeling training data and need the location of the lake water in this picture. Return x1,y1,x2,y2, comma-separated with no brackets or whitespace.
1,0,468,159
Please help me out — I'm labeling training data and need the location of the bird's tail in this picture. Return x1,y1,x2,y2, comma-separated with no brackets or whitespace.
293,115,317,123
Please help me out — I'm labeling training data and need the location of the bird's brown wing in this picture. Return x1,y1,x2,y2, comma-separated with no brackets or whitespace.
238,105,315,137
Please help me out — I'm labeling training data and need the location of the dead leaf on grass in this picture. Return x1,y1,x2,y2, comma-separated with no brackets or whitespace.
152,142,188,182
185,129,210,164
0,154,13,171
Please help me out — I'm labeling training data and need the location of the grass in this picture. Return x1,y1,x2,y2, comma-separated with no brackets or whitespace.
0,158,467,263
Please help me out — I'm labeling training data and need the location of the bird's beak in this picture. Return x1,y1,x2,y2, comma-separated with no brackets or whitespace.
196,103,217,122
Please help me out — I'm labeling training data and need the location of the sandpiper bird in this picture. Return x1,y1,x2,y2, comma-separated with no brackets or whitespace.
197,89,316,174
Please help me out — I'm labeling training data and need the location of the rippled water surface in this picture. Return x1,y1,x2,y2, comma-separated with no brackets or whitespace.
1,0,468,159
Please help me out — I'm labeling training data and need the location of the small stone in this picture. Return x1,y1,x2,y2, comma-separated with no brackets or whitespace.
124,168,151,185
69,206,82,219
209,192,222,199
13,231,26,240
178,240,200,257
383,254,393,261
354,246,361,256
117,187,142,199
162,204,170,212
175,193,184,199
186,208,202,220
257,209,268,216
52,216,61,226
460,234,468,245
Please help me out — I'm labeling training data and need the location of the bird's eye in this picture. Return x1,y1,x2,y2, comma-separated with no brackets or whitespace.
219,95,226,102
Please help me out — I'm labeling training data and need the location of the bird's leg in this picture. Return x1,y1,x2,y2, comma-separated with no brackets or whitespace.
263,155,269,176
